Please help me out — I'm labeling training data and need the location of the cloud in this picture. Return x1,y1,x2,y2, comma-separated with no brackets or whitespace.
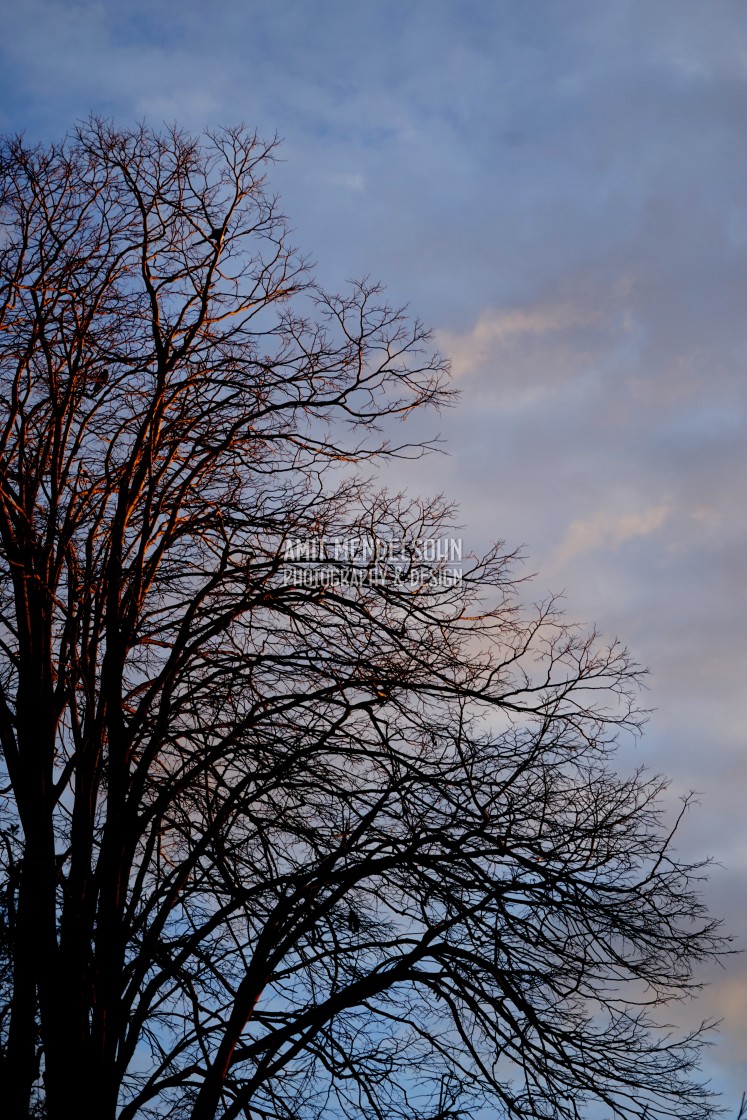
317,171,366,192
554,503,671,565
434,284,636,415
437,299,603,378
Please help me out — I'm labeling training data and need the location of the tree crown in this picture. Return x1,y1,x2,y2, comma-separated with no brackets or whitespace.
0,118,728,1120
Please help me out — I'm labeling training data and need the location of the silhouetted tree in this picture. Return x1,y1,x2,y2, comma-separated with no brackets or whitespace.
0,119,726,1120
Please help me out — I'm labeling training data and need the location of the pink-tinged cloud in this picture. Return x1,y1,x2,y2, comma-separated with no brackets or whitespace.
554,503,671,564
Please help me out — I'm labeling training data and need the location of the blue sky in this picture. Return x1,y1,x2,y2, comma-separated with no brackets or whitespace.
2,0,746,1106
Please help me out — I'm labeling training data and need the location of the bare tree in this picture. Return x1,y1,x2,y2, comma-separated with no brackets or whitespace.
0,119,727,1120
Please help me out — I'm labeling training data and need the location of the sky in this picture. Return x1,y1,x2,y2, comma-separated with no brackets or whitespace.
1,0,746,1107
